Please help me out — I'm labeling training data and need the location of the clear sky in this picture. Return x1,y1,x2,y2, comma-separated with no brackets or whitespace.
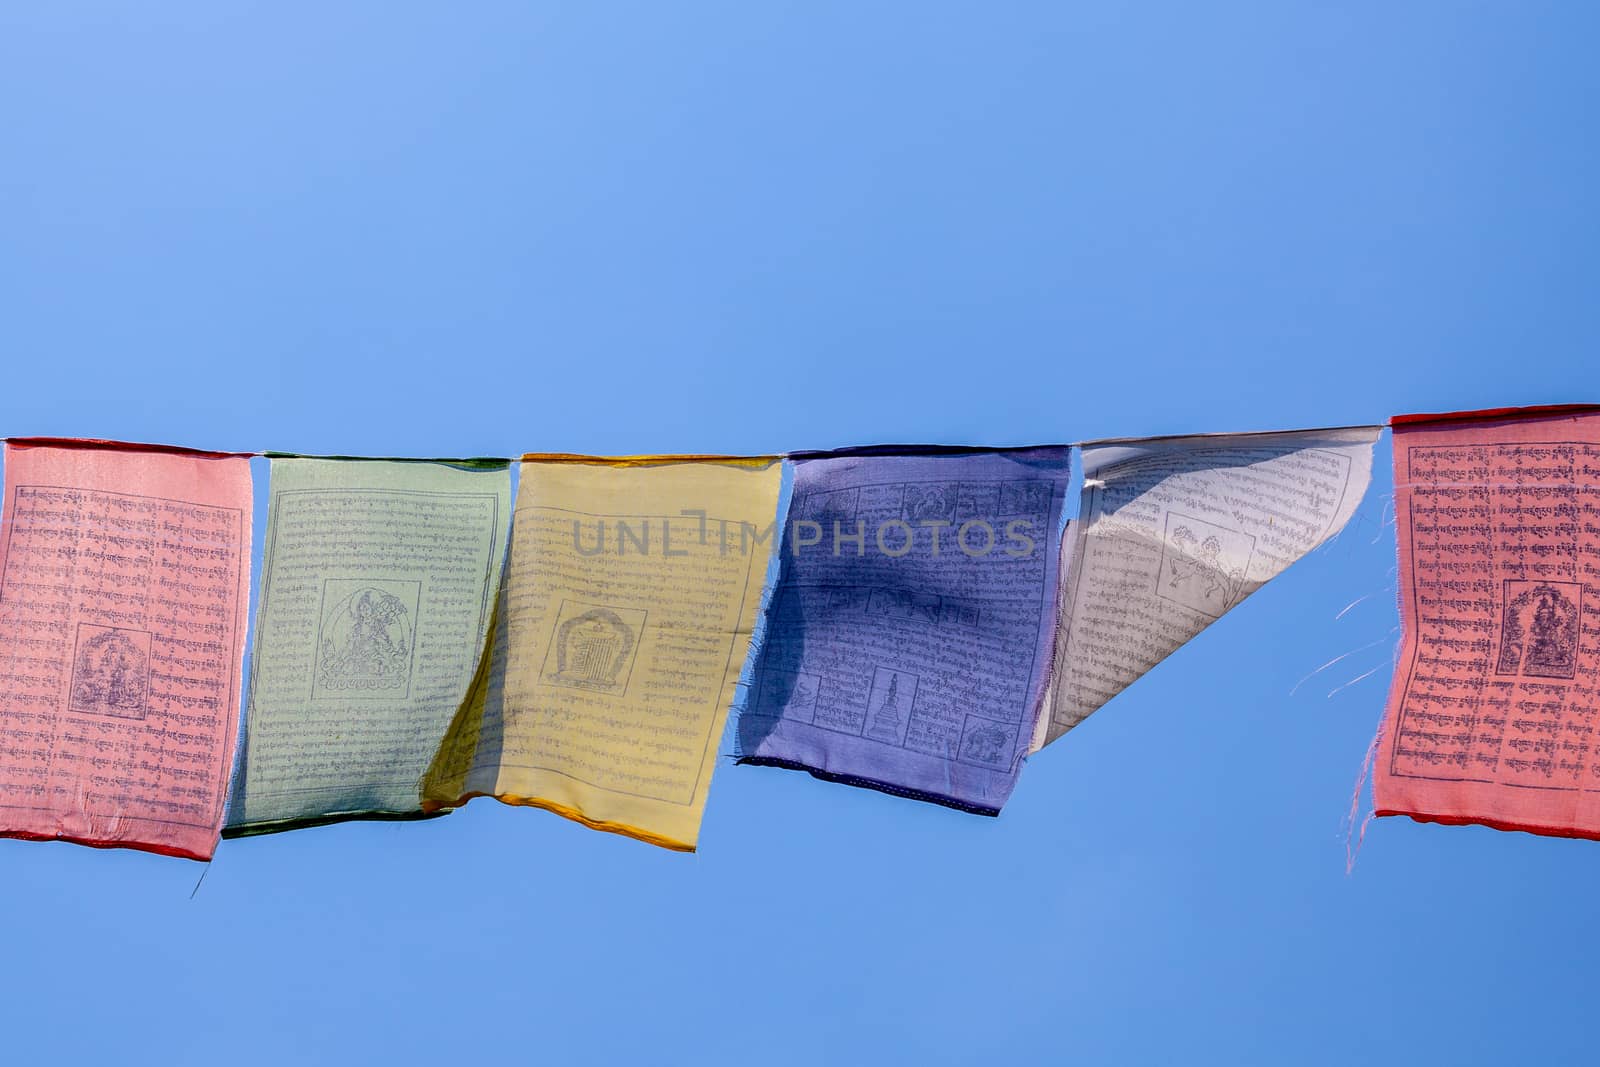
2,4,1598,1064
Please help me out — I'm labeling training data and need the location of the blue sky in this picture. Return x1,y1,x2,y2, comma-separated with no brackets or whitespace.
2,4,1598,1064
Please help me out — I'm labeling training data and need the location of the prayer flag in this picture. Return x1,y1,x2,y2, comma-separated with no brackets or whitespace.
1376,405,1600,840
225,457,510,837
0,440,252,860
424,455,783,851
1036,427,1378,748
737,446,1072,814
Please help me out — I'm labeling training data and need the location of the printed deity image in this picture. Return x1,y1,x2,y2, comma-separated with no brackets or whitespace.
70,624,152,720
316,580,420,696
1496,580,1581,679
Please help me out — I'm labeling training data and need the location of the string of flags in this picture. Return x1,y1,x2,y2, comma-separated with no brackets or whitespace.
0,404,1589,861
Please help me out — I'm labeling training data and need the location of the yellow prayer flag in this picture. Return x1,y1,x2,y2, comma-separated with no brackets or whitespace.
424,455,782,851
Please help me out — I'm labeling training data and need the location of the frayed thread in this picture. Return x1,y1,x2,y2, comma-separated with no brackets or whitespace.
1344,727,1381,875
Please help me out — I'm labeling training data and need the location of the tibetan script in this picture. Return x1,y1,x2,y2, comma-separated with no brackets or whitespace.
226,458,509,836
738,446,1072,814
1038,427,1378,748
425,456,782,851
1377,407,1600,839
0,441,251,860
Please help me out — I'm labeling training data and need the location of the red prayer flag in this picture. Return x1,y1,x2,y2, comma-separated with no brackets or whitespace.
1376,405,1600,839
0,440,253,859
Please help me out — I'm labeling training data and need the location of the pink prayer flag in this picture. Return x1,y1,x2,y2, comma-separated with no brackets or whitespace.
0,440,253,860
1376,406,1600,840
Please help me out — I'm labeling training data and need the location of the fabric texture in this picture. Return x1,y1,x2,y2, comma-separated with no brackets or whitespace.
0,440,252,860
424,455,783,851
736,446,1072,814
1376,406,1600,839
224,457,510,837
1037,427,1379,748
